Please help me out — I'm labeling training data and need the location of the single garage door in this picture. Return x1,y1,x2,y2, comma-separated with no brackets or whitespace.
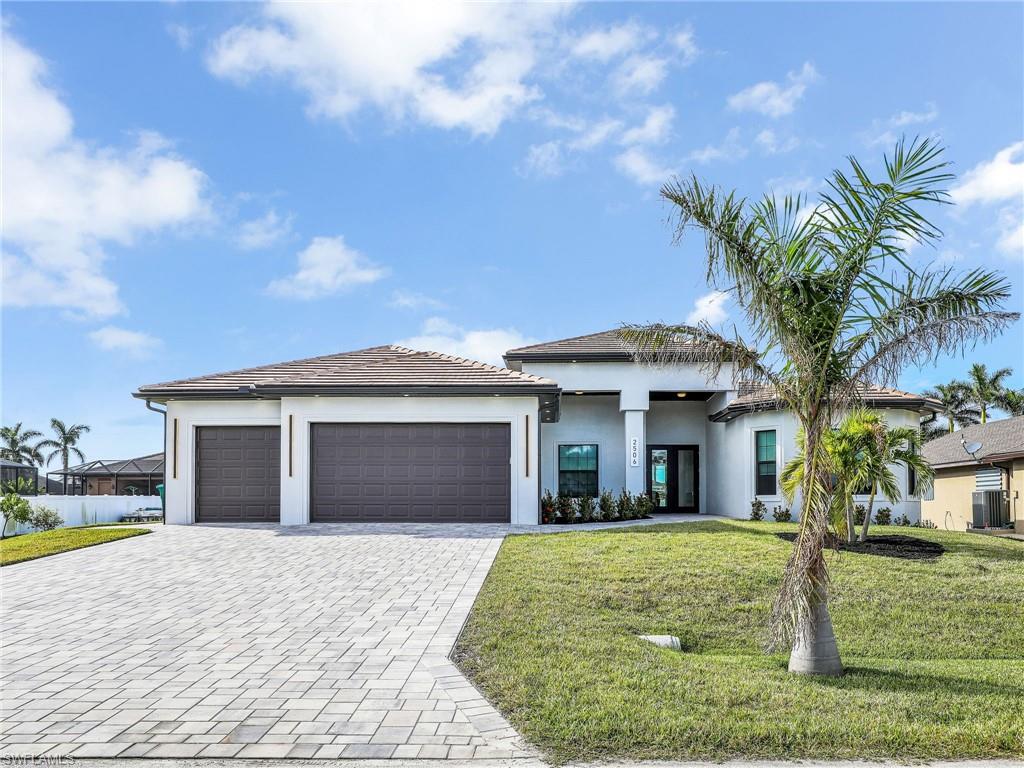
311,423,510,523
195,426,281,522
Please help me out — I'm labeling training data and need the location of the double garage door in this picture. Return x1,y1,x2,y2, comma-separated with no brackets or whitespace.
195,423,511,524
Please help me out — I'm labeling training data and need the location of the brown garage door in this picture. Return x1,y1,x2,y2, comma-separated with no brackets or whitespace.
196,426,280,522
311,423,510,523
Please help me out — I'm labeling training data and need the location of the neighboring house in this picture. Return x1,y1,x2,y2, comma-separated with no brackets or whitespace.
48,453,165,496
1,458,39,493
135,329,939,526
921,416,1024,533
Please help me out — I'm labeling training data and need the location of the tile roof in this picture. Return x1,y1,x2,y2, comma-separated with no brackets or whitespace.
62,453,165,476
709,383,943,422
922,416,1024,467
136,345,558,399
504,329,705,363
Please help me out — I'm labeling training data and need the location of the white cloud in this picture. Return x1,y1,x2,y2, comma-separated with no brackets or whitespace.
566,118,622,151
518,141,564,178
951,141,1024,206
863,102,939,147
389,290,447,310
267,236,388,299
766,175,816,199
396,317,537,366
686,291,729,326
570,21,648,62
670,25,700,65
208,3,568,137
620,104,674,145
613,146,675,185
166,23,193,50
1,33,209,319
996,206,1024,258
727,62,820,118
88,326,162,358
755,128,799,155
686,127,747,164
611,54,668,96
236,209,293,250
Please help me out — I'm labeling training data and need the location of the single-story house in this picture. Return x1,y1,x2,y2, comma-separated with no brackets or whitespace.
921,416,1024,533
48,453,165,496
134,329,940,526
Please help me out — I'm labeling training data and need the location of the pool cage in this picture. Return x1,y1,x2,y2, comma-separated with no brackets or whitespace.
1,459,40,494
47,453,164,496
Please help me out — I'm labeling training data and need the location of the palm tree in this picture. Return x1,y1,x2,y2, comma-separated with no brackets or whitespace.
921,382,980,434
0,423,44,466
996,388,1024,417
959,363,1012,423
851,412,933,542
622,138,1017,676
37,419,91,494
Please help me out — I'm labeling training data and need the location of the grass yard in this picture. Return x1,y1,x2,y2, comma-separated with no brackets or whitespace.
0,526,151,566
454,521,1024,762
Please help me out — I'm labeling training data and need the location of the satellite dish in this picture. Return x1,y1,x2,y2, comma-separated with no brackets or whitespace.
962,438,983,459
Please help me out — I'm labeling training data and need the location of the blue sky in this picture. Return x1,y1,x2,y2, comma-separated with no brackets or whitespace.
2,2,1022,462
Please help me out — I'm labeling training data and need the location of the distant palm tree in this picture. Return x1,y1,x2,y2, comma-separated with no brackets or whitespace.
959,363,1012,423
922,382,980,434
0,423,43,466
622,138,1017,676
38,419,91,494
996,388,1024,417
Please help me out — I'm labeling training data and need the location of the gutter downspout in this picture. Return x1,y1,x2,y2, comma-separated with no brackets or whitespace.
145,400,167,525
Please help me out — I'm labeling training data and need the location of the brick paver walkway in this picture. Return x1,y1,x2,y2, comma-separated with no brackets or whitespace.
0,523,528,760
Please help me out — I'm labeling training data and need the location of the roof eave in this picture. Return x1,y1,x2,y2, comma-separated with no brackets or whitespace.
502,352,634,363
135,384,561,400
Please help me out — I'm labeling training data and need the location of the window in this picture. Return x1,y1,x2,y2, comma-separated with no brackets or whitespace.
755,430,777,496
907,446,917,497
558,444,598,497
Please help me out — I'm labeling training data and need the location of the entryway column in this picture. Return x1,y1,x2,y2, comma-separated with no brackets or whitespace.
620,389,649,495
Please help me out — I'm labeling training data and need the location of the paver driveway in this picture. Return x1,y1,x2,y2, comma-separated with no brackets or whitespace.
0,523,527,760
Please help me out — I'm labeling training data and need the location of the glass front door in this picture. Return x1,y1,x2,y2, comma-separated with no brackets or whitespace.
646,445,699,513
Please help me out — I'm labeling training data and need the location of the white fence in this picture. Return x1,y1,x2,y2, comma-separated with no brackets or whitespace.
8,495,163,535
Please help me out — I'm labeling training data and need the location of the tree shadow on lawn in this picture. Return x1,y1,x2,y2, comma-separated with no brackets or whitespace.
813,663,1024,698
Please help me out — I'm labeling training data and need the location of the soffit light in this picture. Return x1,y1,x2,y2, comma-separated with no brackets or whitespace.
676,392,687,398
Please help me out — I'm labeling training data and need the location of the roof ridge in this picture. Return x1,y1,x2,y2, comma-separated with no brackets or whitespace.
141,345,400,389
505,328,625,354
416,348,550,382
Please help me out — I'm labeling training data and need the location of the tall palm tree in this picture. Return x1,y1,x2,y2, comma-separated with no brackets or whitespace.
959,363,1012,423
37,419,90,494
622,138,1017,676
921,382,980,434
0,423,43,466
850,412,933,541
996,387,1024,417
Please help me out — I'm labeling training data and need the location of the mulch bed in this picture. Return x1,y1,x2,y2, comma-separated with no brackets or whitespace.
775,532,945,560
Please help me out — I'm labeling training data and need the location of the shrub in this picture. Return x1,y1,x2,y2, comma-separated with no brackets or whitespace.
853,504,866,525
29,505,63,531
772,505,792,522
0,493,33,538
577,495,596,523
913,519,937,529
556,493,575,523
616,490,635,520
540,490,556,524
598,490,616,521
893,513,911,527
749,498,766,521
874,507,892,526
634,494,654,519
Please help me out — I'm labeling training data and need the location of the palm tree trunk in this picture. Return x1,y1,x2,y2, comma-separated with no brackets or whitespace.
860,486,876,542
845,497,856,544
62,451,68,495
980,405,987,424
788,585,843,675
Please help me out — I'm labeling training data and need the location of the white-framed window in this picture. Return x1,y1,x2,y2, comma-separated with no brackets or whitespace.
754,429,778,496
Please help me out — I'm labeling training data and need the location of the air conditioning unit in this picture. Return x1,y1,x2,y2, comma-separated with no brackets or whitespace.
972,490,1009,528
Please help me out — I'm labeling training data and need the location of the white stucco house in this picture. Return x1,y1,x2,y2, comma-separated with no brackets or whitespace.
135,329,940,526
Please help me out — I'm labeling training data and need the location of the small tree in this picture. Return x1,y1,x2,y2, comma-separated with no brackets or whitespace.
29,505,63,531
1,493,33,538
38,419,90,495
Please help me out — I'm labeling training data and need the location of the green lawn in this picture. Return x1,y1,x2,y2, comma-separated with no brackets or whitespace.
454,521,1024,762
0,526,151,566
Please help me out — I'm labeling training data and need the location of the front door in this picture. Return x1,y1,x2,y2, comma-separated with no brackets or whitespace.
647,445,699,514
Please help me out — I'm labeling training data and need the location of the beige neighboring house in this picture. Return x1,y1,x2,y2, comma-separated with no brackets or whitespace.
921,416,1024,533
